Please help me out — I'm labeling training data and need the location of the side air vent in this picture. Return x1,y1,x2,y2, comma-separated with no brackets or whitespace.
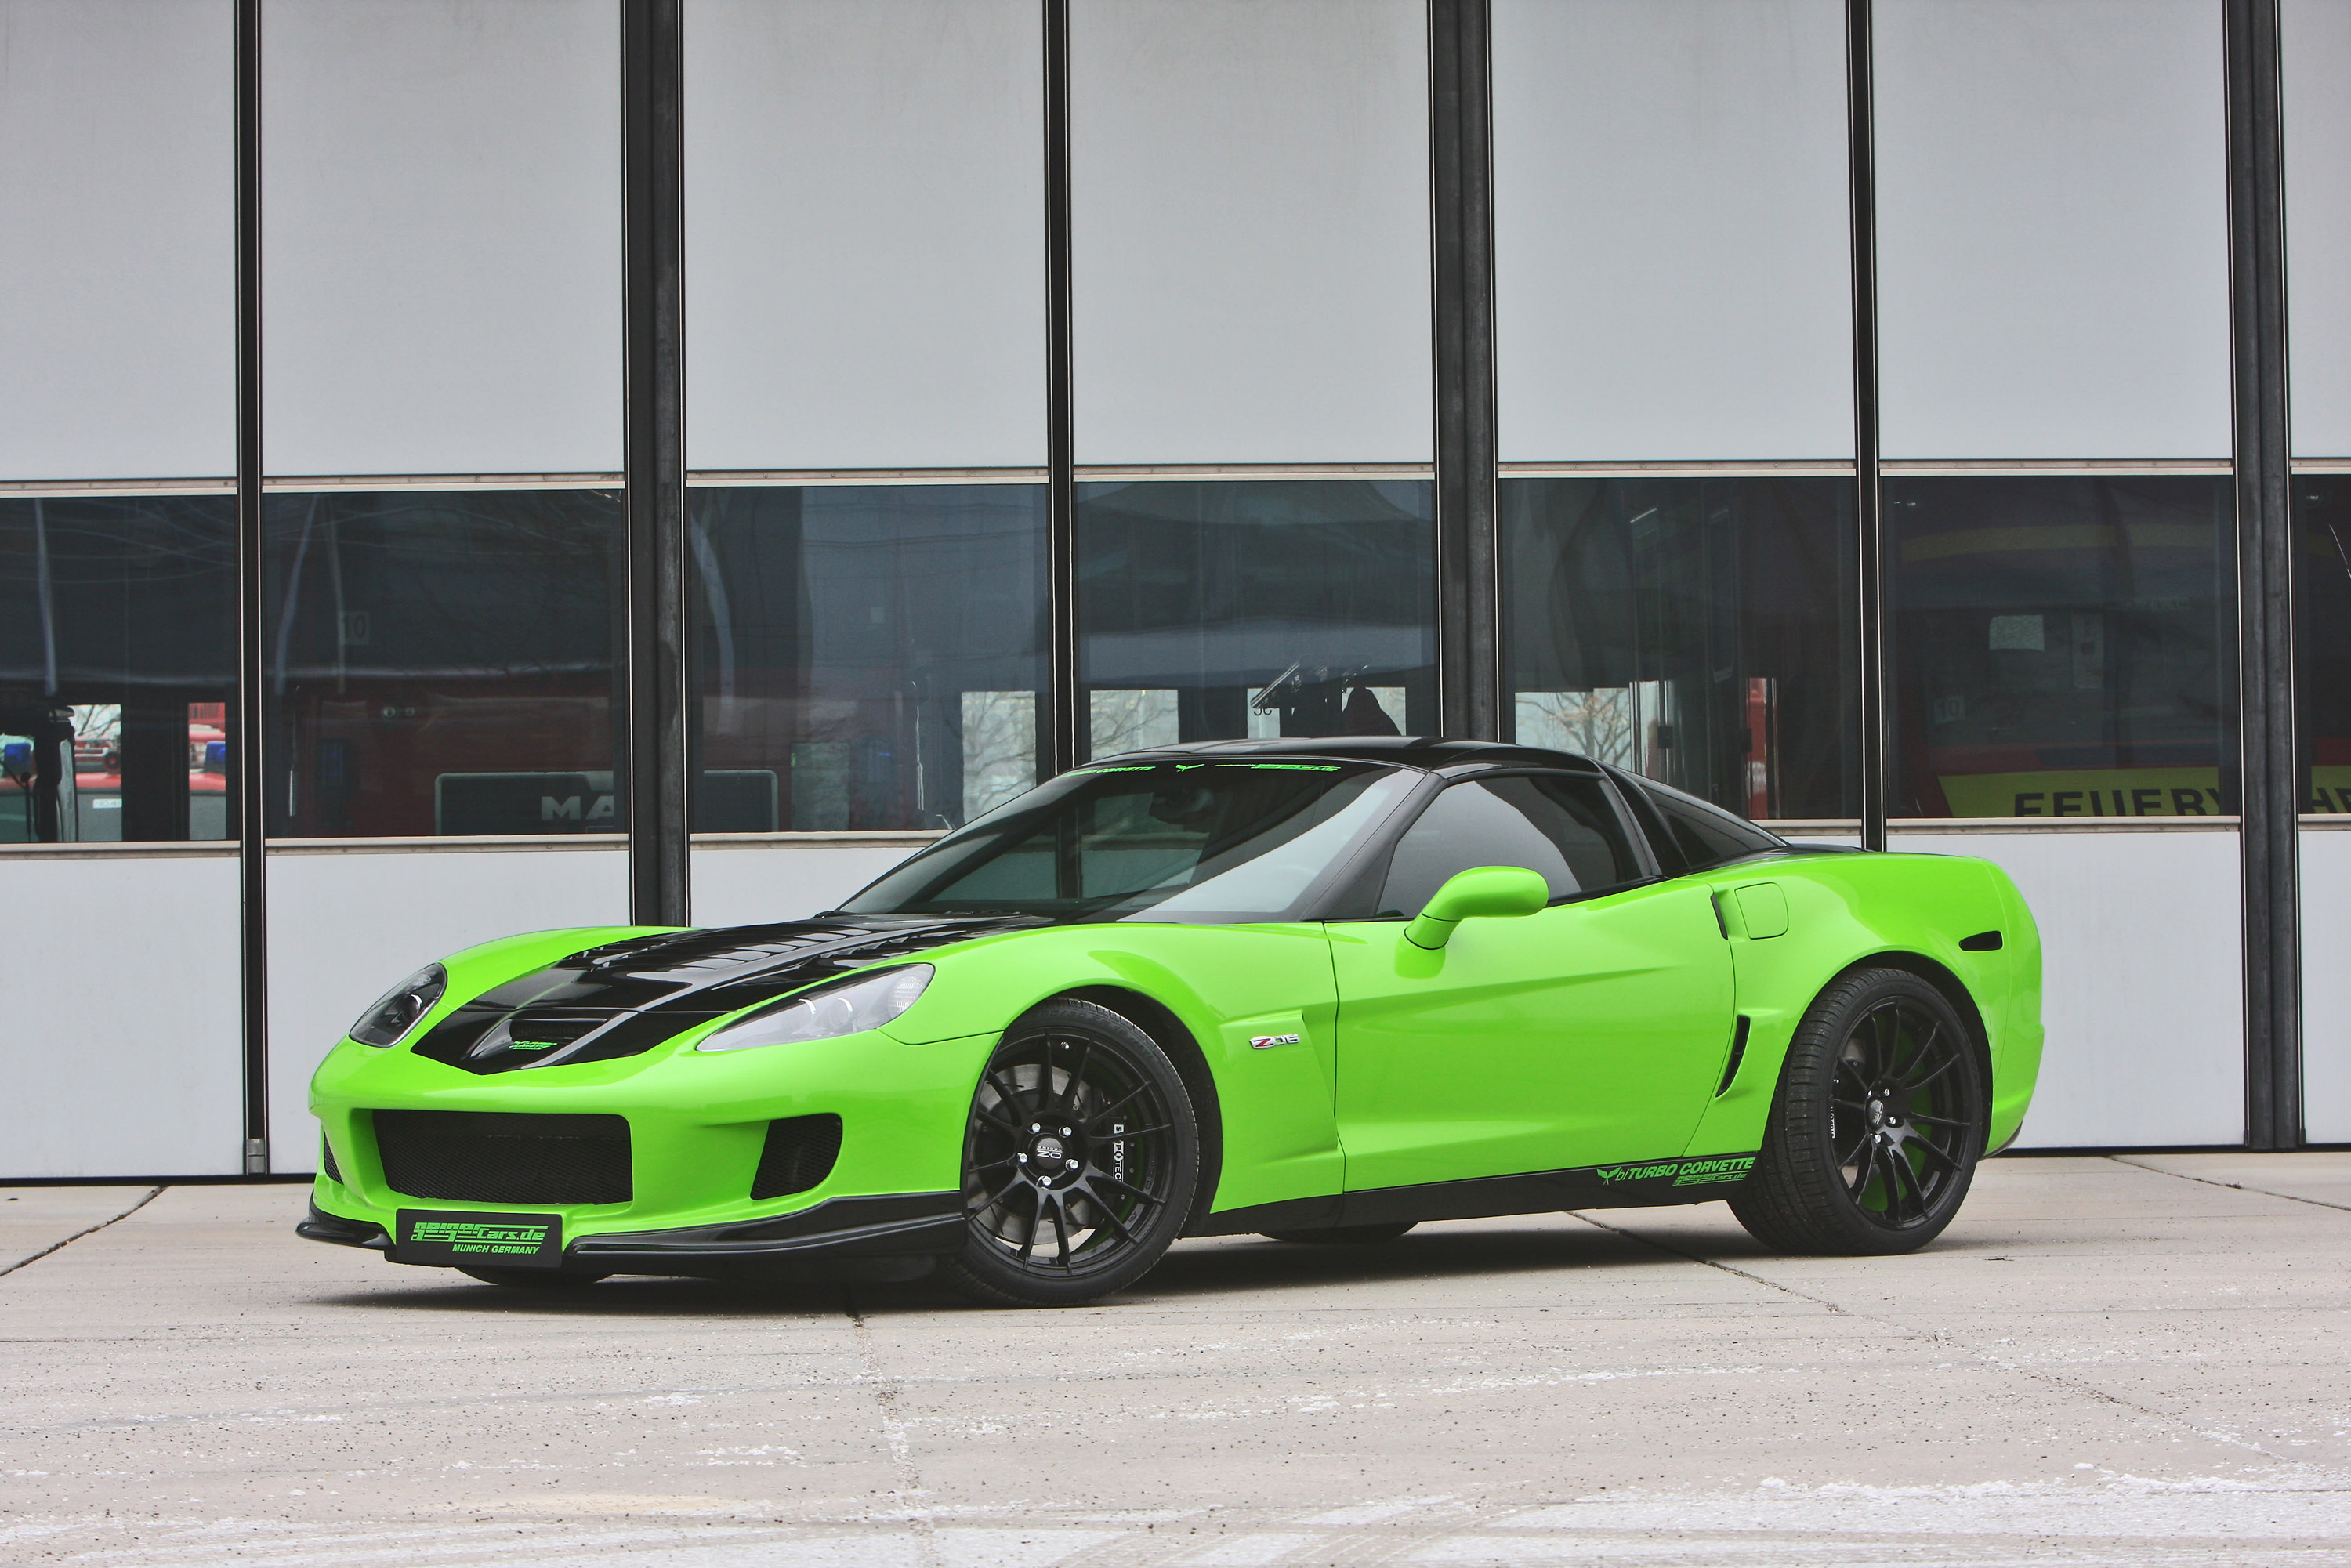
752,1114,843,1200
372,1110,632,1206
1959,930,2004,952
321,1138,343,1185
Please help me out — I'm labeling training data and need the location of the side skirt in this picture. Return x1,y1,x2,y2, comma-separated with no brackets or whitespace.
1190,1153,1759,1237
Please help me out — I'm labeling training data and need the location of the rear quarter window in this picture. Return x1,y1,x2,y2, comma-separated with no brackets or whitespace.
1637,780,1785,870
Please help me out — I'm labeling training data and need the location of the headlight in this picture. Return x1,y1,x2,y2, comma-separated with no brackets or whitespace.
696,965,933,1053
350,963,447,1047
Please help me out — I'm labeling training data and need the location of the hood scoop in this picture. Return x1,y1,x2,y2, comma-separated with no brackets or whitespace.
410,915,1036,1075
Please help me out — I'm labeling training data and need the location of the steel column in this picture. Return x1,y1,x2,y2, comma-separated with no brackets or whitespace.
622,0,691,926
234,0,270,1174
1428,0,1500,741
1846,0,1889,850
2226,0,2301,1149
1044,0,1080,776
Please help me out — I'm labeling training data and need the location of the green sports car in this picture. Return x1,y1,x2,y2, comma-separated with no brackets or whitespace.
301,737,2043,1307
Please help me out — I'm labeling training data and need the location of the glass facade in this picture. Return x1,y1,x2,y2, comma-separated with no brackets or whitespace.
263,490,622,838
689,484,1048,833
1078,480,1436,758
0,496,236,844
1887,476,2237,819
2296,476,2351,815
1502,476,1857,821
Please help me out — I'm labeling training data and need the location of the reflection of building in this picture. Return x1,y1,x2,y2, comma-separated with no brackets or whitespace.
0,0,2342,1175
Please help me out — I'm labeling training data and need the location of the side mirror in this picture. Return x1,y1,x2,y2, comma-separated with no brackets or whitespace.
1404,865,1549,950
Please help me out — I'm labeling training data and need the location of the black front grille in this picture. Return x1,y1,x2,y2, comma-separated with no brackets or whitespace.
751,1114,842,1200
372,1110,632,1206
321,1137,343,1185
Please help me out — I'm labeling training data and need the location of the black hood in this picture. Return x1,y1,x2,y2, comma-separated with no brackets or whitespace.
411,915,1041,1075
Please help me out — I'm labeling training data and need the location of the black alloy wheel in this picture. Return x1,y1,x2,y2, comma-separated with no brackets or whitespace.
941,999,1200,1307
1731,967,1987,1255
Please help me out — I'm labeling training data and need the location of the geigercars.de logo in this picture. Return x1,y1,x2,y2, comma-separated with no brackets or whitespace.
409,1220,549,1253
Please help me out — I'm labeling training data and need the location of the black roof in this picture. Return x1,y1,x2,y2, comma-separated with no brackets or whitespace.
1097,736,1605,774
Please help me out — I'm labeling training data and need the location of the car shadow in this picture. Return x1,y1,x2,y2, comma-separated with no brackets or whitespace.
305,1216,1698,1318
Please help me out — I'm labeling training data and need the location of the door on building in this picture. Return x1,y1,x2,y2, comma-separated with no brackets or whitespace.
1328,771,1735,1194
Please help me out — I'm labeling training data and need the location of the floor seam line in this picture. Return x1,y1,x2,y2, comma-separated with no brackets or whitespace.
0,1186,165,1283
2108,1153,2351,1214
1563,1209,1846,1312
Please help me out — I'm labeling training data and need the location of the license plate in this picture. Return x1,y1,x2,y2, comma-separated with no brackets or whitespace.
394,1210,562,1269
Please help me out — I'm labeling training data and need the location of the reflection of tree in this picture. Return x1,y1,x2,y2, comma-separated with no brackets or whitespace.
1515,689,1636,768
959,690,1035,823
1088,689,1179,759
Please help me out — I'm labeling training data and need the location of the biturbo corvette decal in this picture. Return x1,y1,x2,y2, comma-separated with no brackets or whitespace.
302,737,2044,1307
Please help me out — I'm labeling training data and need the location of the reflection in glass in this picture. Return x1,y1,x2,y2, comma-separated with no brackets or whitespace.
1077,480,1435,756
2295,476,2351,815
842,758,1415,922
264,490,621,838
1887,476,2236,819
689,485,1047,833
0,496,235,843
1501,477,1857,820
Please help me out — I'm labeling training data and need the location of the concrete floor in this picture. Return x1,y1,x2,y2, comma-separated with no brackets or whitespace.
3,1155,2349,1567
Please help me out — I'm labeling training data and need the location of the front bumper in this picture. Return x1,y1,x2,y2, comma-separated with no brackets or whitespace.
299,1191,964,1280
305,1023,995,1279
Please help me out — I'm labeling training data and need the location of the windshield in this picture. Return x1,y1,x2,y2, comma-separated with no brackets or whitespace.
841,759,1418,922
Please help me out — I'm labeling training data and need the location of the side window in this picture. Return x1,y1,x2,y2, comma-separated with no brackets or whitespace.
1639,780,1784,871
1378,773,1643,916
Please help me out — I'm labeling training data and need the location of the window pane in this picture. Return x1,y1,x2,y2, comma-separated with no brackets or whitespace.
1887,475,2237,819
0,496,235,844
1638,777,1785,869
689,484,1048,833
1502,476,1857,820
2296,475,2351,813
263,490,622,838
844,759,1412,922
1078,479,1436,754
1378,774,1639,914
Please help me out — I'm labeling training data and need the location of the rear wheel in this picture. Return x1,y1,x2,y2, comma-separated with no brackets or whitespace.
941,1000,1199,1308
1261,1223,1416,1245
1730,967,1987,1255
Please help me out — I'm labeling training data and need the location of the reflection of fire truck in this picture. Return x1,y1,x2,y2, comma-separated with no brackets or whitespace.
1889,477,2232,819
0,703,227,843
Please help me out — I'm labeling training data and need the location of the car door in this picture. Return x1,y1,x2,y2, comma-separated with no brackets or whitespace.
1328,770,1735,1193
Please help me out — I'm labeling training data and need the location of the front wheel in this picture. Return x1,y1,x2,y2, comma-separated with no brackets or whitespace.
1730,967,1987,1255
941,1000,1200,1308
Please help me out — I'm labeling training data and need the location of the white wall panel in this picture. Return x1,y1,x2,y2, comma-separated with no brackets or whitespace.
2284,0,2351,458
690,840,928,931
686,1,1045,471
1071,0,1432,463
0,0,232,482
1889,827,2242,1147
1875,0,2233,460
264,847,629,1168
263,0,621,476
2302,830,2351,1140
0,855,242,1177
1492,0,1852,462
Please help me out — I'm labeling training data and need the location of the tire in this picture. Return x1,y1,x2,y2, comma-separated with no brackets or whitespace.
940,999,1201,1308
1730,966,1988,1256
457,1266,611,1289
1261,1223,1417,1245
